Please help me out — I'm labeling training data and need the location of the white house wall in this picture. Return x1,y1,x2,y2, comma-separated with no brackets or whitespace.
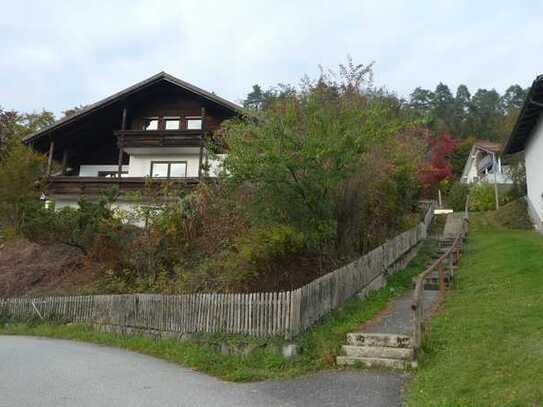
78,149,225,178
127,154,201,177
466,157,479,183
525,120,543,225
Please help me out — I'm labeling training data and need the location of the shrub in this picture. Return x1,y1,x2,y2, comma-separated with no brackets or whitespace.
448,182,470,212
0,139,46,234
218,224,305,291
469,183,497,212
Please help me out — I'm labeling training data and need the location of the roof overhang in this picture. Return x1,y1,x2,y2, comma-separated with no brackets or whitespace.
22,72,242,145
503,75,543,154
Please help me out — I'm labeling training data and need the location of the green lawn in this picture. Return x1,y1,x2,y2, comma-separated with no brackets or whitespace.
0,241,436,382
406,215,543,406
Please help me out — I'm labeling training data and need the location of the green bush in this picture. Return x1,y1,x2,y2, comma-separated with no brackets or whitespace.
0,139,46,234
20,192,120,250
219,224,305,290
447,182,469,212
469,183,497,212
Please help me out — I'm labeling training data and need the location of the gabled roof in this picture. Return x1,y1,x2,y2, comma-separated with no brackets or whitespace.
460,140,501,180
503,75,543,154
473,140,501,154
22,72,243,144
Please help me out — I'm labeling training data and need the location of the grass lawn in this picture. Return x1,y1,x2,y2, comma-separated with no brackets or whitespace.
0,241,436,382
406,214,543,406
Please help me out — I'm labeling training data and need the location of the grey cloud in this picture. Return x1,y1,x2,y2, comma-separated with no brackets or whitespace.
1,0,542,116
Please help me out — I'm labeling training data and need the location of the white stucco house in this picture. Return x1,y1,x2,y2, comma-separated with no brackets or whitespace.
460,141,513,185
503,75,543,230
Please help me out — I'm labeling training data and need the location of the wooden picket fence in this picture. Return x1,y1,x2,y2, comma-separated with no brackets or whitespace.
0,206,433,339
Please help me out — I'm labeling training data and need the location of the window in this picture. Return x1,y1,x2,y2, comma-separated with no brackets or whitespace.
164,117,180,130
150,161,187,178
143,118,159,130
169,162,186,177
186,116,202,130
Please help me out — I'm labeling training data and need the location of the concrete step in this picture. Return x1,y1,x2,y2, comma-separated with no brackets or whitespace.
346,333,411,348
336,355,412,369
342,345,414,360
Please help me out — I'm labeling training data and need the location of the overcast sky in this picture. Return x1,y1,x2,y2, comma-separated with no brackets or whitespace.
2,1,542,116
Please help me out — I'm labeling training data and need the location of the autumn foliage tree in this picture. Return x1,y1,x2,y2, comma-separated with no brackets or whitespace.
417,133,457,195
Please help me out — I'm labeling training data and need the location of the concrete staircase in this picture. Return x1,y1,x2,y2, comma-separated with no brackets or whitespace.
336,333,415,369
443,213,465,238
337,214,462,370
421,237,458,290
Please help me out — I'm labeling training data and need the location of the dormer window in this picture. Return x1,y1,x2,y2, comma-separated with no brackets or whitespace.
186,116,202,130
143,118,159,130
164,117,181,130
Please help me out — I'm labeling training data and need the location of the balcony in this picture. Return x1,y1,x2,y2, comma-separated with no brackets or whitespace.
45,176,202,197
114,129,204,148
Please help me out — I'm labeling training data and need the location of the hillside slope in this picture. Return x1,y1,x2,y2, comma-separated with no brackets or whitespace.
0,239,92,297
406,216,543,406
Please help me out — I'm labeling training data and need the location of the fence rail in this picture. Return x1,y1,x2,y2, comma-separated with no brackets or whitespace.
1,206,434,339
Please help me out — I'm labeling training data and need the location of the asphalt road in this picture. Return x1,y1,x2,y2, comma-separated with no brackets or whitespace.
0,336,404,407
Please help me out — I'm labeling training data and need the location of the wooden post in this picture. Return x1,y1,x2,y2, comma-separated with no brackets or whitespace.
198,107,206,179
448,252,455,285
61,149,69,175
204,149,209,177
439,263,446,293
46,140,55,176
198,146,204,179
118,106,127,179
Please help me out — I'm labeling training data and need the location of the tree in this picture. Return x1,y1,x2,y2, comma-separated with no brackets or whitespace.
62,105,87,118
451,85,471,138
0,108,55,156
409,87,434,115
417,133,457,194
223,60,421,255
243,84,296,111
0,138,47,234
432,83,455,129
243,85,265,110
467,89,503,141
0,108,21,155
501,85,528,112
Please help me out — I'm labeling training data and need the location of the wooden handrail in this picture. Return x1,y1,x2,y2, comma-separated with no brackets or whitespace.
411,201,469,351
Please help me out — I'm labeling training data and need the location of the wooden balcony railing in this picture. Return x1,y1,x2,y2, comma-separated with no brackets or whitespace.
114,129,204,148
45,176,202,197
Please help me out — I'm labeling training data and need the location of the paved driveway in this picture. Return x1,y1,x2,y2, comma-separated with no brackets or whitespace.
0,336,404,407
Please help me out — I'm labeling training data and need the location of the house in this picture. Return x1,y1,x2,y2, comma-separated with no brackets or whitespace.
460,141,512,185
503,75,543,230
23,72,242,210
